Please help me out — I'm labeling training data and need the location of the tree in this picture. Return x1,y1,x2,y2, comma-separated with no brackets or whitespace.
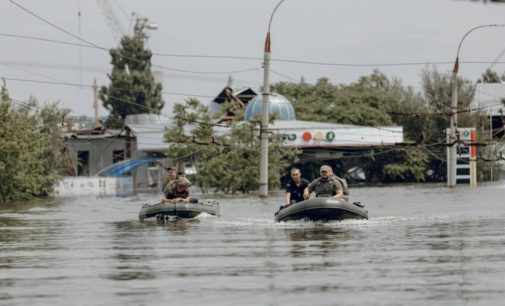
99,19,164,128
272,71,433,182
165,99,299,194
0,82,69,204
478,68,505,83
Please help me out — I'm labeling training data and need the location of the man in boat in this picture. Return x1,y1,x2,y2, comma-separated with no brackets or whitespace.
162,177,192,203
162,166,178,194
304,165,344,199
282,168,310,208
328,167,350,200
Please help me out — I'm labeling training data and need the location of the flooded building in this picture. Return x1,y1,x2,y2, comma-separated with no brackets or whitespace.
472,83,505,179
63,128,131,176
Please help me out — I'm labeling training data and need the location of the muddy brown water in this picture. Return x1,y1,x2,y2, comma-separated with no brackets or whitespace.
1,184,505,306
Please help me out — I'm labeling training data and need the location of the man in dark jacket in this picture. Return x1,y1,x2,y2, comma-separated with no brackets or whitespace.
284,168,309,207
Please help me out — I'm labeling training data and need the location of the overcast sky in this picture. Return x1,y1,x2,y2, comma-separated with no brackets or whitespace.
1,0,505,116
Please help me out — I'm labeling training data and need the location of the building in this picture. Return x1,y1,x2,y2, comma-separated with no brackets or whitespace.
63,128,131,176
239,93,403,180
472,83,505,180
473,83,505,138
60,88,404,195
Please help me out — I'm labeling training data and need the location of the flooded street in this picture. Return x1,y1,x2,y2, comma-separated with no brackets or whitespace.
1,184,505,306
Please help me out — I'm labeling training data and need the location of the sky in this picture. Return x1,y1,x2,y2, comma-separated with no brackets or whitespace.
1,0,505,116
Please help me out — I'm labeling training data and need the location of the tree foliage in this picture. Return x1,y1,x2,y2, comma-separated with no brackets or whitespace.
99,20,164,128
273,69,477,183
478,68,504,83
165,99,299,194
0,83,69,204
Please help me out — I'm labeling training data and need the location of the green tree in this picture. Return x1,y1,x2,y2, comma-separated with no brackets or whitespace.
99,19,164,128
478,68,503,83
165,99,299,194
0,82,68,204
273,71,432,182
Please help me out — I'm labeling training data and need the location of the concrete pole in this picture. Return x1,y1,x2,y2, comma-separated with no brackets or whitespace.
448,63,458,187
448,24,505,187
259,33,272,197
490,110,494,182
92,79,100,128
259,0,286,197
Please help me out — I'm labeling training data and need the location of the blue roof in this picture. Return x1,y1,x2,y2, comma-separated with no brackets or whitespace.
97,158,162,177
244,93,296,121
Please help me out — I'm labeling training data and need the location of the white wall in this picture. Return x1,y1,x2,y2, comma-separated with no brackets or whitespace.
54,177,134,197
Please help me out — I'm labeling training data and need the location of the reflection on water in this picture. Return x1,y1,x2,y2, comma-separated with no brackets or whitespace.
1,185,505,306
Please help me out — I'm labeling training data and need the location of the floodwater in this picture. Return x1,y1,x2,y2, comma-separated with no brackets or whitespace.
1,184,505,306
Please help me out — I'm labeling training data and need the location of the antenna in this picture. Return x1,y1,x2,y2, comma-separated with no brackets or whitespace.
77,0,83,113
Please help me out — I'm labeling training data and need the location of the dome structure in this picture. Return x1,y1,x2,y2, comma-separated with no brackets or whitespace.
244,93,296,121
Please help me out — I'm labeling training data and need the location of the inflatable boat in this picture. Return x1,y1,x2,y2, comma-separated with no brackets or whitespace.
139,199,219,221
274,197,368,222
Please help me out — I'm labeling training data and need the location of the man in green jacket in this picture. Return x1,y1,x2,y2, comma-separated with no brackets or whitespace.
304,165,344,199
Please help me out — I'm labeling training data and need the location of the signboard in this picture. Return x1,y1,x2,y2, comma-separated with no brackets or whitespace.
452,128,477,186
279,127,403,148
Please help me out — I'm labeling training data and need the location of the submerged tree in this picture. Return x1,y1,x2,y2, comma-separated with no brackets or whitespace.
0,82,69,204
165,99,299,194
100,19,164,128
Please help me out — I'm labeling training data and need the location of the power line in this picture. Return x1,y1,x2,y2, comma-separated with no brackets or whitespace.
0,33,100,49
8,0,103,49
5,31,505,70
2,76,215,98
6,75,505,120
7,95,504,155
0,33,260,75
0,5,259,77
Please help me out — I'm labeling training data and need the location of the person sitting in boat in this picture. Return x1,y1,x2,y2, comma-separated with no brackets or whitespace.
162,166,178,194
282,168,309,209
327,167,350,200
304,165,344,199
162,177,192,203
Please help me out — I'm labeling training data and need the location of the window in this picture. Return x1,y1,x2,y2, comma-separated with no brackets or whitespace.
113,150,125,164
77,151,90,176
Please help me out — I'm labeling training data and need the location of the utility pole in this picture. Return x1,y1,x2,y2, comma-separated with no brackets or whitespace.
259,0,287,197
490,110,494,181
92,79,100,128
448,24,505,187
447,61,458,187
259,32,271,197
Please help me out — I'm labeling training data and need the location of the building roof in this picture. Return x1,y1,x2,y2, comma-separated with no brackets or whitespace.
244,93,296,121
212,87,257,104
125,114,228,152
125,114,172,152
125,114,403,152
63,128,124,140
473,83,505,115
270,120,403,148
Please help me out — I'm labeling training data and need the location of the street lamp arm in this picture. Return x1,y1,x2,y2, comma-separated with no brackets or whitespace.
454,24,505,73
267,0,288,34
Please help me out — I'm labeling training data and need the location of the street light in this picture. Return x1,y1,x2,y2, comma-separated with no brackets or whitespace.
447,24,505,187
259,0,288,197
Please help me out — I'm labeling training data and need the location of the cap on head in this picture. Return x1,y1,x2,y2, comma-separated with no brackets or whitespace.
320,165,332,173
175,177,190,187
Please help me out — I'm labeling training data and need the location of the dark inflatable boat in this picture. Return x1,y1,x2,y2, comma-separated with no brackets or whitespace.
275,197,368,222
139,199,219,221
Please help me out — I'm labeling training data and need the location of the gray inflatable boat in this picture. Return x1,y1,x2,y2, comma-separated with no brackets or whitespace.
275,197,368,222
139,199,219,221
